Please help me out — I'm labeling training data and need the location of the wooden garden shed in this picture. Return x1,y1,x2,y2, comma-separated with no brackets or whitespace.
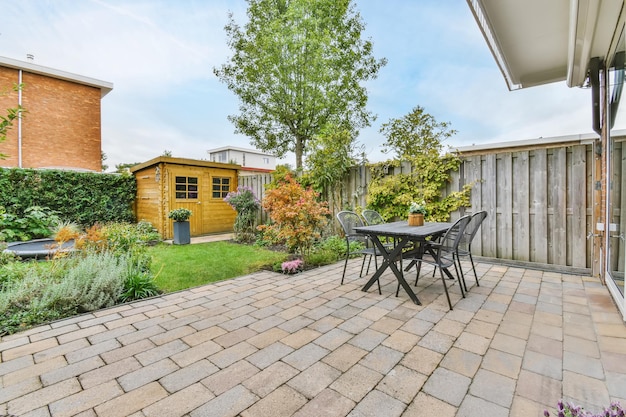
130,156,239,239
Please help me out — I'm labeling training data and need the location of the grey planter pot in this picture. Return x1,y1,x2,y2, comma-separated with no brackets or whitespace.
173,221,191,245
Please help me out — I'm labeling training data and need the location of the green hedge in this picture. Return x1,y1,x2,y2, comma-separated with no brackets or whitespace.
0,168,136,225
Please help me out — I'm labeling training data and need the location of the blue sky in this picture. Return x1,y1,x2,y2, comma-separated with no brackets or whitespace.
2,0,624,170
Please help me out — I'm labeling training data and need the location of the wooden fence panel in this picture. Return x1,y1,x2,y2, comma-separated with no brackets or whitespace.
240,138,594,271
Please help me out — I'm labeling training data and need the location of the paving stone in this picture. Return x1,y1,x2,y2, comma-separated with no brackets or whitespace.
0,377,42,404
509,395,549,417
313,328,353,350
308,315,344,333
180,325,227,347
563,334,601,358
240,385,307,417
605,371,626,399
208,341,258,369
160,359,219,393
457,394,509,417
190,385,258,417
170,339,223,367
346,389,405,417
563,351,605,379
243,361,299,397
65,338,121,364
422,367,471,406
100,339,156,364
401,317,435,336
481,348,522,379
33,339,90,363
246,341,294,369
417,330,455,354
400,345,443,376
322,343,368,372
287,361,342,399
118,358,179,392
79,356,142,389
2,338,59,361
522,350,562,380
292,388,355,417
453,332,490,355
402,392,457,417
330,363,384,402
515,370,562,407
440,347,482,378
360,345,403,374
469,369,515,407
41,356,105,386
135,339,189,366
93,382,167,417
3,356,67,388
278,316,315,333
348,328,388,351
247,328,290,349
39,379,119,417
490,333,527,357
143,382,215,417
202,359,259,395
562,370,611,410
280,328,321,349
282,343,330,371
377,364,427,404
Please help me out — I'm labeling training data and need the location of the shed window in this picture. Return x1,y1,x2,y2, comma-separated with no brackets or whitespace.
212,177,231,198
175,176,199,199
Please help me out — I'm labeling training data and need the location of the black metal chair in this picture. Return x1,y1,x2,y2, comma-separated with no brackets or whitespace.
336,210,382,294
456,210,488,289
361,209,385,226
406,215,471,310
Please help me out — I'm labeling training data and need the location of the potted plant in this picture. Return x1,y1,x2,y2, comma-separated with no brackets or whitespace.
408,201,427,226
168,208,192,245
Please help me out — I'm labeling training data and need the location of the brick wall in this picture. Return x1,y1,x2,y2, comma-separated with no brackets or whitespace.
0,66,102,171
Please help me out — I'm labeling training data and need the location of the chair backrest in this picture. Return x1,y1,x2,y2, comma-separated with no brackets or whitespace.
362,209,385,225
439,215,471,253
466,211,487,241
460,211,488,248
336,211,365,237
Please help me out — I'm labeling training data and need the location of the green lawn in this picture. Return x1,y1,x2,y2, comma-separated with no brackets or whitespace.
149,241,288,293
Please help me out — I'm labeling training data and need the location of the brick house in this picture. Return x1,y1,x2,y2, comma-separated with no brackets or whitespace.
0,56,113,172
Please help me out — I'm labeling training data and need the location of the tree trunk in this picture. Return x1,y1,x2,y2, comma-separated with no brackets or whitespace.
295,137,304,171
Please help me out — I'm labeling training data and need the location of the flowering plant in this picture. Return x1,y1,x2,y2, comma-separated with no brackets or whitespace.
544,400,624,417
168,208,192,222
409,201,427,215
281,259,303,274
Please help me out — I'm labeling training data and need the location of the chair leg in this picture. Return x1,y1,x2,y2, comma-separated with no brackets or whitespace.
469,252,479,286
453,259,466,298
359,255,368,277
341,254,349,285
439,267,453,310
455,253,468,293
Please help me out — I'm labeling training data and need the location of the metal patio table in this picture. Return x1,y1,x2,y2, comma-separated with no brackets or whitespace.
354,221,452,305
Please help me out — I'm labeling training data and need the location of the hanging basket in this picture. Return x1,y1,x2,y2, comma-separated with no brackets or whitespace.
408,213,424,226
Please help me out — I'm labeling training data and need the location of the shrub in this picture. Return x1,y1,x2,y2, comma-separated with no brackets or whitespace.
0,167,136,226
168,208,192,222
281,259,303,274
258,174,330,255
224,186,260,243
119,261,160,303
0,205,59,242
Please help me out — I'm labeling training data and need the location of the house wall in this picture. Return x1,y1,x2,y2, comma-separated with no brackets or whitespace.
0,66,102,171
210,149,276,171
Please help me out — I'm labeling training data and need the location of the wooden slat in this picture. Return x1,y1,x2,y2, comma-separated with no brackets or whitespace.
513,151,530,261
531,149,548,263
497,153,513,259
483,154,497,257
571,145,587,268
551,148,568,265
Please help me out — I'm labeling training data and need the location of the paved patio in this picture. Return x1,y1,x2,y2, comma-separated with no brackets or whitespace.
1,259,625,417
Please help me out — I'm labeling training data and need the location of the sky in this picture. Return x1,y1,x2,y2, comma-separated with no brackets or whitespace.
2,0,625,170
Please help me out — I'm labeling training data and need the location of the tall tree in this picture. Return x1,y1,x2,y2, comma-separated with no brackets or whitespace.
214,0,386,170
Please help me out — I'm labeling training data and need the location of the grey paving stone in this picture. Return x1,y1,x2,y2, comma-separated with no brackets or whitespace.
457,394,509,417
347,389,405,417
469,369,516,408
191,384,258,417
282,343,330,371
246,342,294,369
422,367,471,407
292,388,355,417
287,361,341,399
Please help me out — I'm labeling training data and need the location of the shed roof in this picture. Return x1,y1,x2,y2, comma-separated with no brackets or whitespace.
130,156,241,173
0,55,113,98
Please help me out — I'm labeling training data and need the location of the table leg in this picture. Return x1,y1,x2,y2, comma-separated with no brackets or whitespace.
361,236,422,305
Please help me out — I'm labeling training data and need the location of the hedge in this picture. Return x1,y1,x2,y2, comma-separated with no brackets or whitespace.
0,168,136,225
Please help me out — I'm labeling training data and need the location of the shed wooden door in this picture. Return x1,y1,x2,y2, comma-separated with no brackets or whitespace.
169,168,204,236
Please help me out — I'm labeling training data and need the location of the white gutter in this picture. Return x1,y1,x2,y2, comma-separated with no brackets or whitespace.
18,70,22,168
567,0,601,87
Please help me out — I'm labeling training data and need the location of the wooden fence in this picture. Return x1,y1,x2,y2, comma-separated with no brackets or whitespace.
239,135,610,271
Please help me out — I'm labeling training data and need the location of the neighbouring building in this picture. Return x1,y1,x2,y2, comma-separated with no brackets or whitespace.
208,146,276,175
0,55,113,172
